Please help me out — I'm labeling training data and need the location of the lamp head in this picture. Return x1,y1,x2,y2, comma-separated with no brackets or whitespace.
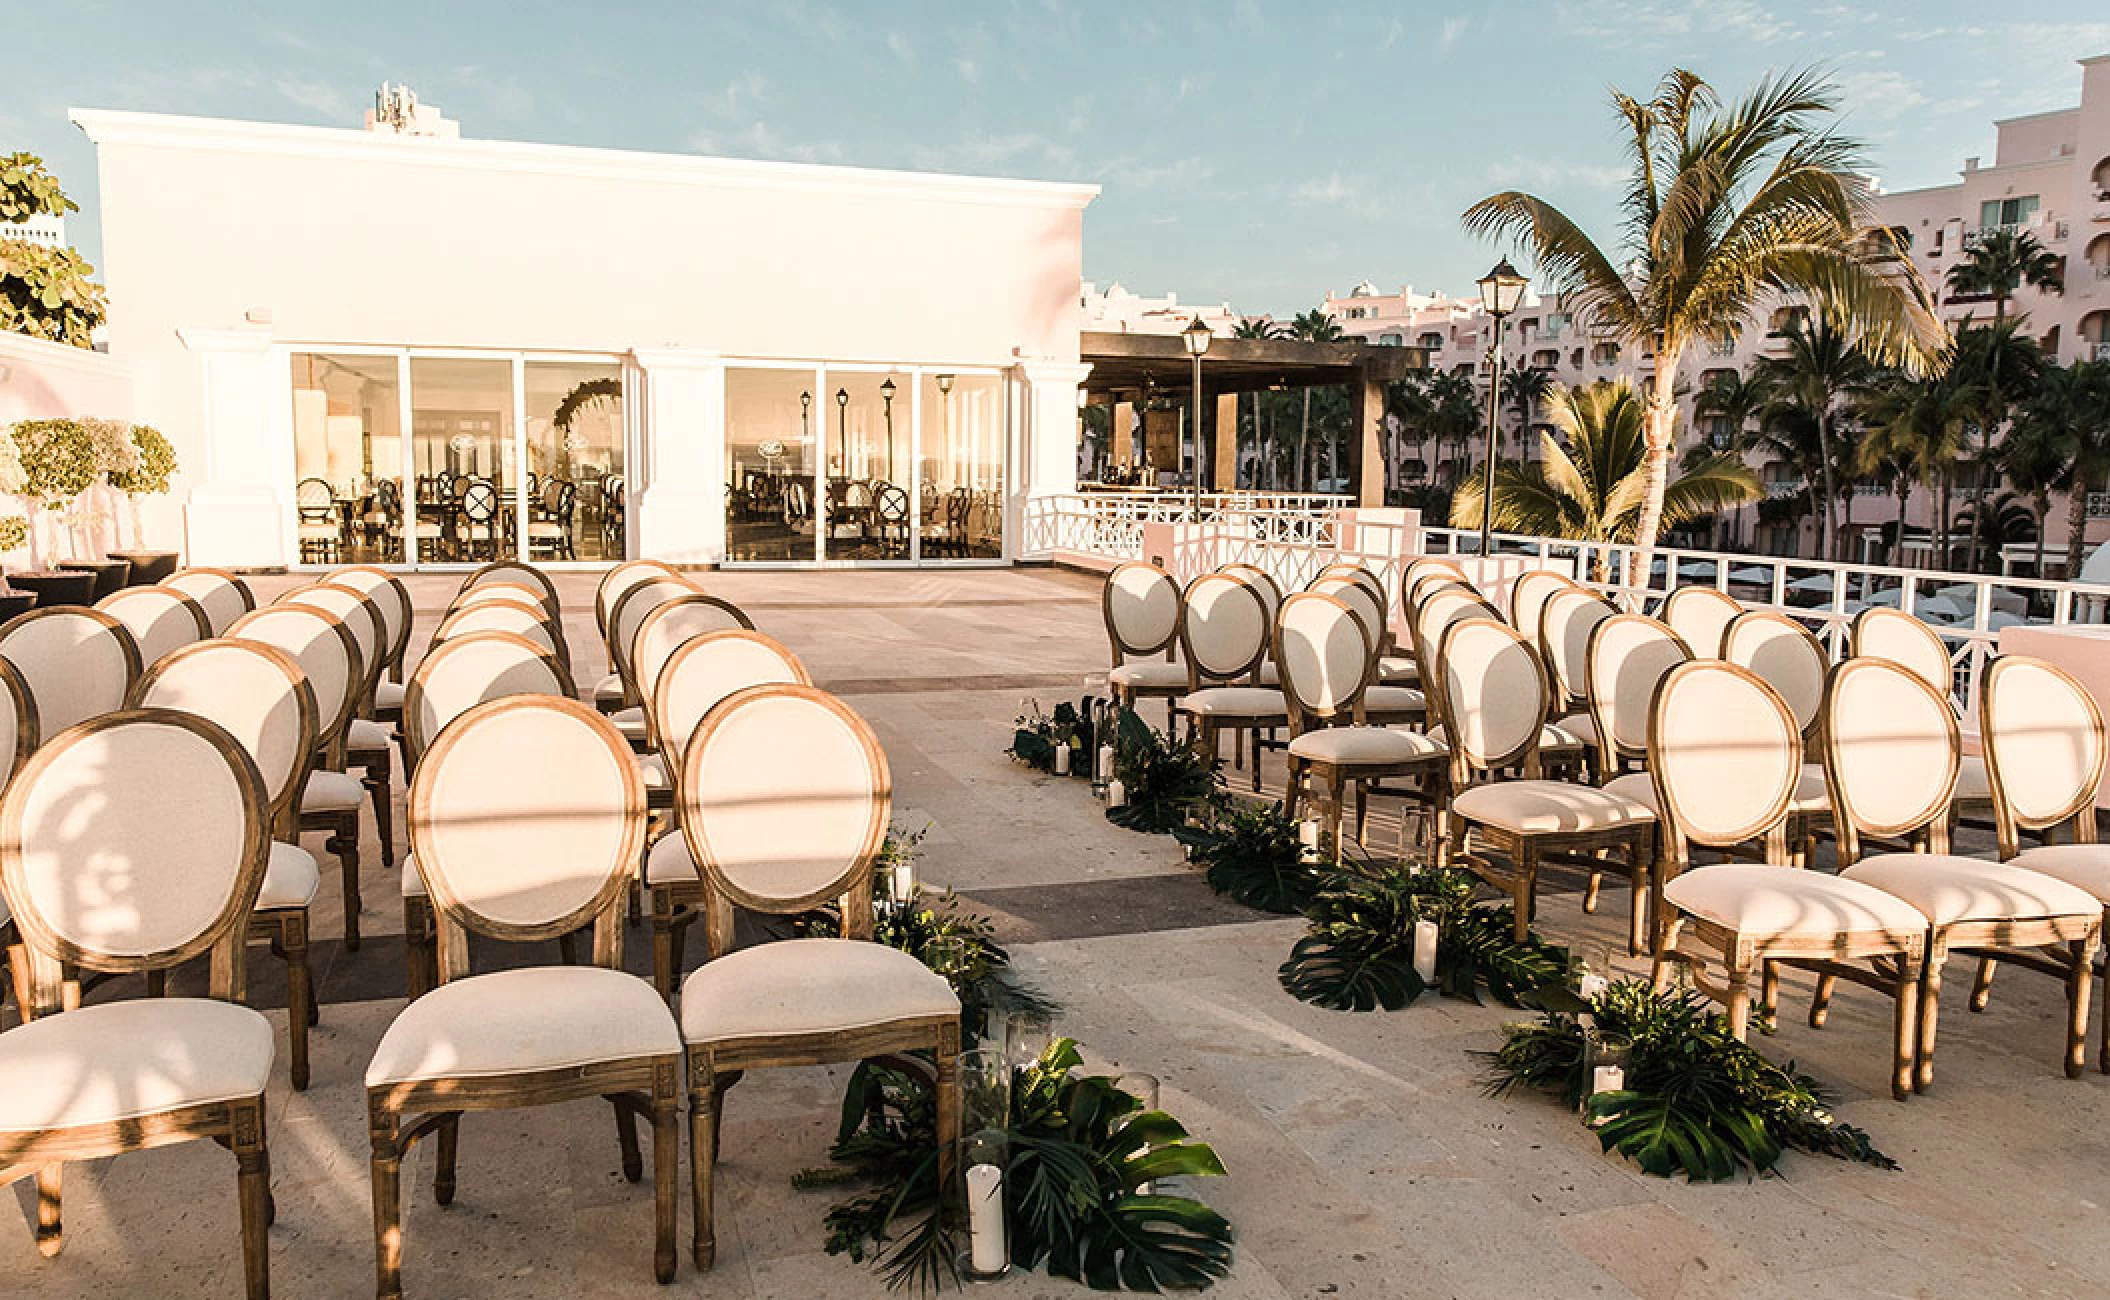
835,388,848,409
800,390,811,411
880,377,897,402
1182,315,1213,356
1477,258,1529,317
935,372,955,395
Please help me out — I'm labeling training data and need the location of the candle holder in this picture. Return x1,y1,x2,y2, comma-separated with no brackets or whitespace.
1091,697,1117,798
1410,916,1440,986
1005,1011,1054,1073
882,856,918,920
921,936,972,990
1581,1029,1632,1125
955,1048,1013,1283
1571,941,1613,1004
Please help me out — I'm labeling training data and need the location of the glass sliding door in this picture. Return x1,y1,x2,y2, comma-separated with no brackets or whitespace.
726,366,821,562
289,352,405,565
524,360,624,562
823,371,912,561
919,371,1004,559
409,357,516,565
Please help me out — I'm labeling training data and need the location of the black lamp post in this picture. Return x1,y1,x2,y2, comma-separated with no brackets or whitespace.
879,377,897,484
1475,258,1529,555
1182,315,1212,516
834,387,849,479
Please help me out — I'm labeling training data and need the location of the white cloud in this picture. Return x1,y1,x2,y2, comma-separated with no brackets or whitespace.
699,73,770,120
1837,68,1929,122
1479,159,1628,193
1439,16,1470,51
956,57,981,86
885,32,916,66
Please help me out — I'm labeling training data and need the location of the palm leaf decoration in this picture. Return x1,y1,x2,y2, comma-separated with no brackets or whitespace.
1106,708,1219,834
1172,800,1319,914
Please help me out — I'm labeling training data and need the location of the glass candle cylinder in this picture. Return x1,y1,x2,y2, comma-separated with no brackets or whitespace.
956,1048,1012,1281
1107,778,1127,809
1053,744,1071,775
1005,1011,1054,1073
1411,918,1439,985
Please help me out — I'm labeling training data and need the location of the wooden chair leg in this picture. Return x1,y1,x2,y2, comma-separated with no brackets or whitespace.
34,1162,61,1257
1892,956,1921,1101
688,1059,718,1270
284,912,313,1091
1627,850,1648,958
1916,940,1945,1092
1723,953,1753,1041
1968,955,1998,1012
1353,781,1369,843
1758,960,1780,1031
332,813,363,951
361,751,396,869
652,1076,678,1284
611,1095,645,1182
651,888,677,1002
404,895,435,1001
1649,916,1684,992
233,1100,271,1300
1809,972,1839,1028
369,1102,404,1300
2066,935,2096,1080
933,1028,961,1195
145,969,166,998
433,1114,460,1205
1514,841,1539,942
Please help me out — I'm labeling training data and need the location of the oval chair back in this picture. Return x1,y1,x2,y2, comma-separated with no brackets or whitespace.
651,630,811,785
1102,562,1180,664
1851,607,1955,703
607,577,697,703
1308,575,1388,656
0,607,142,741
0,710,268,1005
1508,569,1577,642
1178,572,1268,686
1218,563,1282,626
1647,660,1802,854
1981,655,2107,857
461,561,559,611
228,605,362,757
431,600,570,672
1311,563,1385,626
1819,657,1960,863
409,696,644,980
325,566,414,679
133,639,318,828
281,583,387,709
1436,617,1550,778
0,659,37,791
1660,585,1744,659
1274,592,1372,731
1408,568,1477,613
96,585,210,673
450,578,560,622
631,595,755,729
677,684,888,949
1402,556,1468,599
1410,586,1503,712
166,567,258,637
595,560,688,648
1584,614,1692,775
1538,587,1616,714
1723,611,1828,745
403,631,570,771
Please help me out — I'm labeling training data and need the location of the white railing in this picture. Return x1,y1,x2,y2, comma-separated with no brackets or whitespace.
1025,491,2110,712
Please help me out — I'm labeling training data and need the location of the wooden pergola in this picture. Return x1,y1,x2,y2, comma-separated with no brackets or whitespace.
1079,331,1429,505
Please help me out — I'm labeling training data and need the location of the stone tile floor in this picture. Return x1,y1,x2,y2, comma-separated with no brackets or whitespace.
3,565,2107,1298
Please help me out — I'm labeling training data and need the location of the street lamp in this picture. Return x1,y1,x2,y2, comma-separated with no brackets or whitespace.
879,377,897,483
1474,258,1529,555
834,387,849,479
934,373,955,490
1183,315,1212,515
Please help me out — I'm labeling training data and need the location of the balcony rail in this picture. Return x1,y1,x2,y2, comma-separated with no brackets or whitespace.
1023,491,2110,712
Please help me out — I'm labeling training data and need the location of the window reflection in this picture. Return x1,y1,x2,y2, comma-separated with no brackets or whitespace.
290,352,402,564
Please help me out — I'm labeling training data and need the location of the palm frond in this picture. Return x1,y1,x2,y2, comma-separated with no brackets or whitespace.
1461,193,1642,336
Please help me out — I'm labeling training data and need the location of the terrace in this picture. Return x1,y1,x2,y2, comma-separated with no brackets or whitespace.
7,559,2110,1299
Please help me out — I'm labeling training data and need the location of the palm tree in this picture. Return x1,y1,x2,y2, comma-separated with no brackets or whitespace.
1854,371,1975,564
1288,309,1346,488
1503,363,1556,449
1232,317,1290,487
2018,359,2110,575
1450,380,1758,578
1462,67,1942,570
1749,316,1874,558
2000,413,2069,576
1692,370,1767,456
1419,370,1482,487
1944,226,2063,322
1950,317,2046,568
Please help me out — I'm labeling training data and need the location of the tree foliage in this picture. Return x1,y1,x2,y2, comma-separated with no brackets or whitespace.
0,153,104,349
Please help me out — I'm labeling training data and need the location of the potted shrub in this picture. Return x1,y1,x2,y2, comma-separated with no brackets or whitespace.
7,417,102,605
106,422,179,584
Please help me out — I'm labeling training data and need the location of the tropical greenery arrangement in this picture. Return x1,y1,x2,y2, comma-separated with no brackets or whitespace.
0,153,105,349
1009,695,1098,777
1277,860,1572,1012
1105,707,1218,834
1171,799,1319,915
1481,979,1895,1181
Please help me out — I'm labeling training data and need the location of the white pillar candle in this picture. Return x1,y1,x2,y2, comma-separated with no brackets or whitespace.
966,1162,1007,1274
889,860,916,906
1297,818,1321,863
1053,745,1071,775
1591,1064,1624,1097
1412,919,1439,984
1578,973,1609,1001
1107,778,1126,808
1097,743,1116,782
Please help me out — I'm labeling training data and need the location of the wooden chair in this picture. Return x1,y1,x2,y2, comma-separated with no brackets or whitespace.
0,710,275,1298
229,604,368,949
1976,655,2110,1072
398,632,572,998
447,578,561,624
630,595,755,754
1308,573,1425,722
1276,591,1446,856
459,560,560,614
1645,660,1928,1099
1659,584,1743,658
676,683,960,1270
0,606,142,740
1174,571,1286,792
324,567,415,717
1508,569,1578,645
605,576,702,744
430,600,572,678
367,695,679,1297
1820,658,2100,1090
593,560,690,709
1852,606,1991,815
282,583,398,872
1103,561,1186,722
1438,617,1657,948
1418,588,1588,775
1536,585,1616,726
1722,611,1828,749
643,630,812,998
96,585,210,671
166,567,258,637
0,659,36,999
133,639,323,1088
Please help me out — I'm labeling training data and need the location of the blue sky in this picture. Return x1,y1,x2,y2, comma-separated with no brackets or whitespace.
10,2,2110,316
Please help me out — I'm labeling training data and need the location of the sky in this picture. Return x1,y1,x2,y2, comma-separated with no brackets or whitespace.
9,1,2110,316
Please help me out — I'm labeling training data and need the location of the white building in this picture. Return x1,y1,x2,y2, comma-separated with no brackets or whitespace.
1080,282,1240,336
61,100,1096,571
3,213,67,249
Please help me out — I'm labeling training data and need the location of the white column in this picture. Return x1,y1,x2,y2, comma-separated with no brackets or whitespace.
1017,360,1092,559
630,348,726,565
178,326,288,568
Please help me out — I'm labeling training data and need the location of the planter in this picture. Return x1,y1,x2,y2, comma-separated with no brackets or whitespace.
0,592,35,623
8,570,99,608
108,550,180,586
57,559,132,602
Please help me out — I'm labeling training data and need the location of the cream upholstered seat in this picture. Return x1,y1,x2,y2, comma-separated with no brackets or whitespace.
348,716,392,748
1429,721,1588,753
165,567,256,637
95,585,209,671
368,695,677,1295
644,630,813,997
676,684,960,1273
1664,864,1926,938
376,679,406,711
682,937,956,1043
133,636,328,1088
369,965,679,1085
0,710,275,1296
1109,660,1188,690
1175,572,1287,789
1288,726,1442,764
1819,656,2099,1091
1646,660,1927,1097
1659,584,1743,659
0,999,272,1133
301,767,364,810
594,672,625,703
0,607,142,740
1376,654,1417,684
1177,684,1284,717
1606,766,1828,816
1363,683,1427,717
1451,781,1653,834
1103,561,1184,719
2008,843,2110,896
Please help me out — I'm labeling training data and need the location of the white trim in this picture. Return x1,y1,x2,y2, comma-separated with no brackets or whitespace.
70,108,1100,211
